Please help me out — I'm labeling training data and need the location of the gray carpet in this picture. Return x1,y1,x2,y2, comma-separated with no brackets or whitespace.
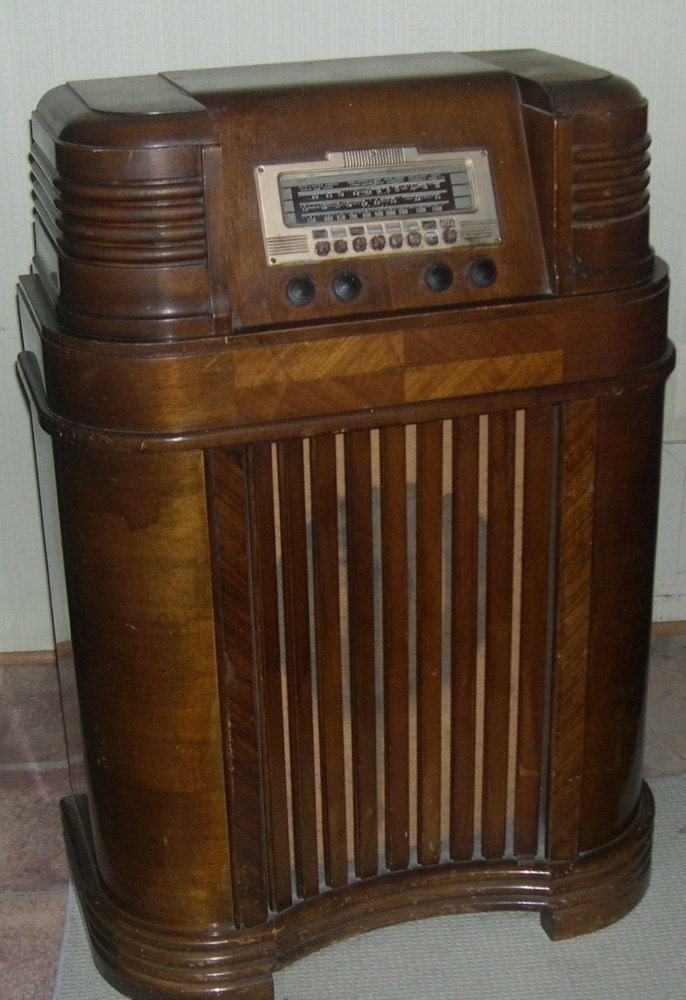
53,776,686,1000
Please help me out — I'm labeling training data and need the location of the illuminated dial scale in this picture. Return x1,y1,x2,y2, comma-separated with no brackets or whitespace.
256,146,502,267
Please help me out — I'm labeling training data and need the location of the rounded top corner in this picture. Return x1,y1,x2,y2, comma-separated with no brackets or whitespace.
33,74,215,150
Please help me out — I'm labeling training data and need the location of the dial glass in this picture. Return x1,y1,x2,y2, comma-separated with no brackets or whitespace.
279,163,474,227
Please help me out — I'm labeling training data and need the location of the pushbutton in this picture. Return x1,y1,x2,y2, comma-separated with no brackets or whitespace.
424,263,454,292
332,271,362,301
286,276,316,306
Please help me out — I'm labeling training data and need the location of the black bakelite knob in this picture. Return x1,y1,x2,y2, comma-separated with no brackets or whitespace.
424,262,454,292
468,257,498,287
332,271,362,301
286,276,316,306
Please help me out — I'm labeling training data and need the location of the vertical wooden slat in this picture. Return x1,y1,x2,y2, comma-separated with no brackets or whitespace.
379,424,410,871
277,439,319,898
481,410,517,859
208,448,268,928
449,415,480,861
514,406,555,857
416,420,444,866
309,434,348,888
344,429,378,880
248,442,292,911
547,399,597,860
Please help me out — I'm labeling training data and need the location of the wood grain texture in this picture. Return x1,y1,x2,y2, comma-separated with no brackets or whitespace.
416,420,445,866
247,442,292,913
379,425,411,870
579,384,666,850
27,270,668,442
449,414,481,861
276,439,320,899
513,405,556,857
208,448,269,927
481,410,517,859
16,48,673,999
61,781,655,998
546,399,597,860
309,434,349,888
55,445,234,930
344,429,379,880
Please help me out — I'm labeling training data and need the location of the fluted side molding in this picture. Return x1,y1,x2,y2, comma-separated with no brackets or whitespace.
62,787,654,999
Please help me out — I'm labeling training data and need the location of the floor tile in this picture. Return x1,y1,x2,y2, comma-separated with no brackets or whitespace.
0,663,68,765
645,633,686,777
0,767,70,893
0,894,66,1000
647,633,686,730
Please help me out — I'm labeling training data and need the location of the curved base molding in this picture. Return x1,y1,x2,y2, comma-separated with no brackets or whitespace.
62,784,654,1000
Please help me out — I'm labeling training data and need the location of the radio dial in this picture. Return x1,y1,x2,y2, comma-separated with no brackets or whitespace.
256,146,502,266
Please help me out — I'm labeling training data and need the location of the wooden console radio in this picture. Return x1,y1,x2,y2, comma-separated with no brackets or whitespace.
18,49,673,998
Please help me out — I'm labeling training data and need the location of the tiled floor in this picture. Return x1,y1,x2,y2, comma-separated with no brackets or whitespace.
1,632,685,1000
1,659,70,1000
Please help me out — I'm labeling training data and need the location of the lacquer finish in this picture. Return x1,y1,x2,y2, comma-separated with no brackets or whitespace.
18,49,672,999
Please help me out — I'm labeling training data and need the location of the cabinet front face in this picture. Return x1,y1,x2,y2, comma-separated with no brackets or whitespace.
49,372,664,934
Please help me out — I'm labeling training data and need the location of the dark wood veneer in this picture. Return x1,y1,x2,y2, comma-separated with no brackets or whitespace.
18,49,672,999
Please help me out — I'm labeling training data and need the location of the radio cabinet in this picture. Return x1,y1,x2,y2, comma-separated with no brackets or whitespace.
18,50,672,999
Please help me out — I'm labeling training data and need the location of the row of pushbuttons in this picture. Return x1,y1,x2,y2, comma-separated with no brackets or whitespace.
314,225,458,257
286,258,497,306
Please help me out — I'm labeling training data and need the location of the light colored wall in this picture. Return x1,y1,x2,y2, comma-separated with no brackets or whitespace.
2,0,684,650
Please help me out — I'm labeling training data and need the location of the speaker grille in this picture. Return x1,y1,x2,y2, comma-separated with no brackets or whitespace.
209,400,598,919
